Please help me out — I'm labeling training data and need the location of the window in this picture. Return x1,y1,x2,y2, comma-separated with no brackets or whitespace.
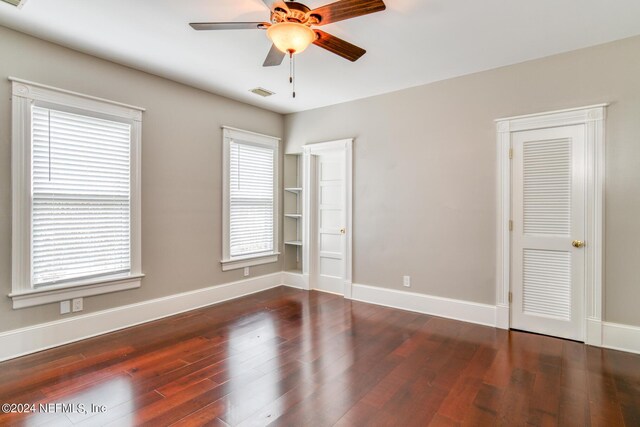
10,79,144,309
221,127,279,271
31,107,132,285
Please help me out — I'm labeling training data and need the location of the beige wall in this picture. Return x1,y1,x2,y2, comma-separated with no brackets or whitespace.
0,26,284,332
2,25,639,333
285,36,640,327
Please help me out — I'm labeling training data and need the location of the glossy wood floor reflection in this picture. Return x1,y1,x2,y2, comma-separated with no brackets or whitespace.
0,287,639,426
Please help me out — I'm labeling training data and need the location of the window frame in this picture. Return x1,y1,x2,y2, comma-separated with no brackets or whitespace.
221,126,280,271
9,78,145,309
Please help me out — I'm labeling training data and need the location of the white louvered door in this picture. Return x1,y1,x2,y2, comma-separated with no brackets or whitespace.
511,125,585,341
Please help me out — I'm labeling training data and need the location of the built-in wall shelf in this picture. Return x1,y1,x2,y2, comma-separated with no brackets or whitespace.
284,153,303,274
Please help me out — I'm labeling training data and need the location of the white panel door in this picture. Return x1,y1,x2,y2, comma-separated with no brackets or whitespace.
511,125,586,341
315,151,345,294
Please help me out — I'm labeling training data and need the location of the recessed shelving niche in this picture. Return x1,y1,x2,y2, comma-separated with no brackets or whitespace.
284,153,303,274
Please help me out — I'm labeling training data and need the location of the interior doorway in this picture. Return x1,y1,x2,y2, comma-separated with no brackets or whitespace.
302,139,353,297
495,105,606,345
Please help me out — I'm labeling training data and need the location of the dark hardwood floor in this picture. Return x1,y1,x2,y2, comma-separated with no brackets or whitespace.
0,286,638,426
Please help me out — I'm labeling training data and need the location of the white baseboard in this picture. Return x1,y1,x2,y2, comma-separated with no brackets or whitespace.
282,271,307,289
0,272,283,362
350,283,497,327
4,275,638,362
602,321,640,354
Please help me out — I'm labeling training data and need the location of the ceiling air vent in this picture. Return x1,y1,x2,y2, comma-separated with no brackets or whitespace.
250,87,275,98
1,0,27,7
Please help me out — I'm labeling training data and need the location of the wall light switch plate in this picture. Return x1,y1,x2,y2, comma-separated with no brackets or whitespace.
72,298,83,312
403,276,411,288
60,300,71,315
244,267,250,277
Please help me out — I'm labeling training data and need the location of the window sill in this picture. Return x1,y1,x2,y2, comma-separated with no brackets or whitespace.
9,274,144,309
220,253,280,271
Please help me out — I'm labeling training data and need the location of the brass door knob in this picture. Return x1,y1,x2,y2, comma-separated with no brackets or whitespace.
572,240,585,248
340,228,346,234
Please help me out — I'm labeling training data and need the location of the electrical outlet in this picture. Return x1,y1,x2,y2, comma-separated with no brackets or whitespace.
244,267,250,277
60,300,71,315
403,275,411,288
72,298,83,312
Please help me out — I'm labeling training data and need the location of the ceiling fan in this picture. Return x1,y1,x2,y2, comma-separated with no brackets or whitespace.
190,0,386,66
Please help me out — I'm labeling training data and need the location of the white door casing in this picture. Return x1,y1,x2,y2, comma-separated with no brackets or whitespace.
496,105,606,346
511,126,585,340
302,139,353,297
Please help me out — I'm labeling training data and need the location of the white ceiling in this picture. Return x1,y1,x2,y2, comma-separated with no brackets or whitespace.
1,0,640,114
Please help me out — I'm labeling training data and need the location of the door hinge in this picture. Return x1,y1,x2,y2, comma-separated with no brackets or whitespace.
509,220,513,231
509,148,513,159
508,292,512,303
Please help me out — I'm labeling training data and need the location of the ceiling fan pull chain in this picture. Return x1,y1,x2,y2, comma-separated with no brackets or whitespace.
289,51,293,84
288,50,296,98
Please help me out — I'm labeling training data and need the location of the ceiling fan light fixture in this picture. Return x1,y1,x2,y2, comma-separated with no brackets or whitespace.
267,22,315,54
1,0,26,6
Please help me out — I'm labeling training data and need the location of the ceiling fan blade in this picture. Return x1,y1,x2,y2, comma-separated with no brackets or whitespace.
189,22,268,31
313,30,366,62
263,44,286,67
310,0,385,25
262,0,290,13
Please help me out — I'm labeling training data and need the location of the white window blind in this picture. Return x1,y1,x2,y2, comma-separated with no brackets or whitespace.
32,106,132,286
229,141,275,257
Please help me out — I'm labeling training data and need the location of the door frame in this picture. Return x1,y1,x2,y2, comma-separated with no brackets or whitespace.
495,105,606,345
302,139,353,298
